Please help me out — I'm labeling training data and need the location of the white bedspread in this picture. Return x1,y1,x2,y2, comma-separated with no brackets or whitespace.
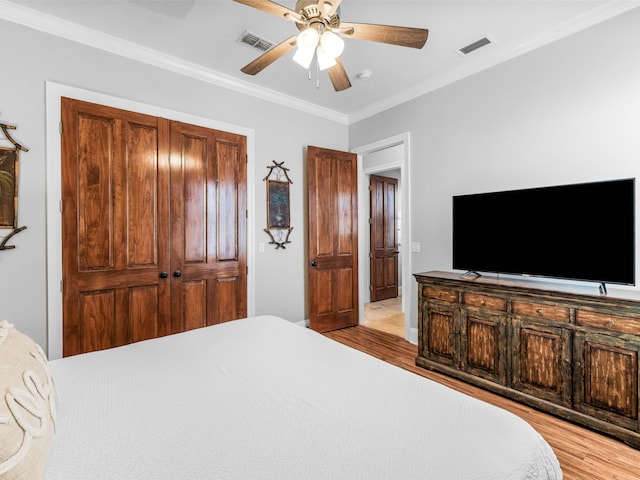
45,315,562,479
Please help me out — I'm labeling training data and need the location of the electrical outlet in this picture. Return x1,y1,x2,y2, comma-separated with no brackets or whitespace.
410,242,421,253
259,242,265,253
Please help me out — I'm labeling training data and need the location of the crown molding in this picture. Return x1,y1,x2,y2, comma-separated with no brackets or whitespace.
1,0,637,126
0,0,349,125
347,1,640,124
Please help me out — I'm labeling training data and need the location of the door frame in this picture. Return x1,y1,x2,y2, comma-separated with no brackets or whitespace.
352,133,416,343
45,81,256,359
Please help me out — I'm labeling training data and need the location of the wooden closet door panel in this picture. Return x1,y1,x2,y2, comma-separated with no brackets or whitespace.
126,123,163,268
62,98,171,356
170,121,247,332
76,115,116,271
216,140,242,262
78,290,117,354
130,285,161,343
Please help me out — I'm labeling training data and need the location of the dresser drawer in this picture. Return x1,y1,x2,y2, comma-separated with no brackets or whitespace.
462,292,507,311
512,300,570,323
423,286,457,303
576,309,640,334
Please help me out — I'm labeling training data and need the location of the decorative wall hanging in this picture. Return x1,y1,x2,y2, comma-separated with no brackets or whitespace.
0,121,28,251
264,160,293,249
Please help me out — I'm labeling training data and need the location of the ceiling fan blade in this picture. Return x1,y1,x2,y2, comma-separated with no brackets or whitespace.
327,57,351,91
241,36,297,75
232,0,302,22
325,0,342,17
338,22,429,49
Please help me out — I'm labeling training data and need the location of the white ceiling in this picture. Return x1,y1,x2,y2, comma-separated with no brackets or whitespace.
3,0,640,122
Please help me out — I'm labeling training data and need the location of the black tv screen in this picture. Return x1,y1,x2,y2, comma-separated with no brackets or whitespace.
452,178,635,286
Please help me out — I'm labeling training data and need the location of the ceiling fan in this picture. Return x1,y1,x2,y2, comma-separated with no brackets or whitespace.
233,0,429,91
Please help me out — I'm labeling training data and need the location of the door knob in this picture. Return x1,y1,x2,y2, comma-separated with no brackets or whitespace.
159,271,168,279
173,270,182,277
311,261,318,267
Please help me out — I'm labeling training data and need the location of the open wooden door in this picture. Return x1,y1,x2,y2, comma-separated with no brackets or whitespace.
369,174,399,302
307,146,358,332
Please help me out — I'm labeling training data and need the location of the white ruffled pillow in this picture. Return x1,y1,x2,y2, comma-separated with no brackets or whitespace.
0,321,56,479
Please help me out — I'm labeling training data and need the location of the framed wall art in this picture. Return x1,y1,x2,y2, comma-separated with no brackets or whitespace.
0,147,18,228
264,160,293,249
0,121,28,250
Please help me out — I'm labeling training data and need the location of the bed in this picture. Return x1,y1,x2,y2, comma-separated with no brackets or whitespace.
1,316,562,479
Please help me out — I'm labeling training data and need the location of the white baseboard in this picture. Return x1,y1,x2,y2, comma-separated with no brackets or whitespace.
408,327,418,345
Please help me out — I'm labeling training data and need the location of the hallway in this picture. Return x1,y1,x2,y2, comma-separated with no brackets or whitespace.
362,296,404,337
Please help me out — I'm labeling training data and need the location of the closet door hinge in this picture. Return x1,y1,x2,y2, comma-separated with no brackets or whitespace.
60,280,64,293
59,121,63,135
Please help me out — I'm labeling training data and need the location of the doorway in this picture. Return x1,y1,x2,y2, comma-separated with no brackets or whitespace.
353,134,412,341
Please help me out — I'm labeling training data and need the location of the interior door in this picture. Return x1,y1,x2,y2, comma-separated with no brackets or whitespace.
61,98,171,356
169,121,247,332
307,145,358,332
369,174,398,302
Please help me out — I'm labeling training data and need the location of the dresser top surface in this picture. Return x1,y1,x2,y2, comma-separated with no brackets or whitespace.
415,270,640,305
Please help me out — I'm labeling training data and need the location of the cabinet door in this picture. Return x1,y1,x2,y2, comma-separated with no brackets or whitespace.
461,308,507,385
574,332,639,431
421,301,459,368
511,319,572,407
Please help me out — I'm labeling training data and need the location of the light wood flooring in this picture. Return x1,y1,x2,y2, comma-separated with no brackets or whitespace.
324,325,640,480
362,296,404,337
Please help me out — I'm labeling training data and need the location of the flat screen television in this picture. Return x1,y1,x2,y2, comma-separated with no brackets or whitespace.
452,178,636,287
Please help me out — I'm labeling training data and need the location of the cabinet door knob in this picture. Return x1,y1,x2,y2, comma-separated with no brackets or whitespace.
536,308,543,314
159,271,168,279
173,270,182,277
311,261,318,267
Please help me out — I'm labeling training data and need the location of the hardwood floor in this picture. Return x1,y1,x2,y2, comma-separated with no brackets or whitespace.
324,325,640,480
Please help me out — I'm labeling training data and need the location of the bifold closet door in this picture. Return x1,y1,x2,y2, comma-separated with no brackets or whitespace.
61,98,171,356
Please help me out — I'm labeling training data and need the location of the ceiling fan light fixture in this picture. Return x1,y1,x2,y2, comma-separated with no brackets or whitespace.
296,27,320,50
316,44,337,70
320,30,344,58
293,44,316,69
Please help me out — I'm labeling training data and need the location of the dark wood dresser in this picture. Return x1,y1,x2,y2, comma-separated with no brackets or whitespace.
415,270,640,448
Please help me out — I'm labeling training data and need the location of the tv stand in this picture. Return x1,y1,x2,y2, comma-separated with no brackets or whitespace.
415,270,640,449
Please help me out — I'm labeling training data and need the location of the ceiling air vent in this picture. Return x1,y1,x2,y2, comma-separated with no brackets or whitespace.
238,31,274,52
457,36,493,55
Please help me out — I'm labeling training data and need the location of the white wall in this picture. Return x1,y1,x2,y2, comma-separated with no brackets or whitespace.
0,19,347,351
349,8,640,331
3,7,640,350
